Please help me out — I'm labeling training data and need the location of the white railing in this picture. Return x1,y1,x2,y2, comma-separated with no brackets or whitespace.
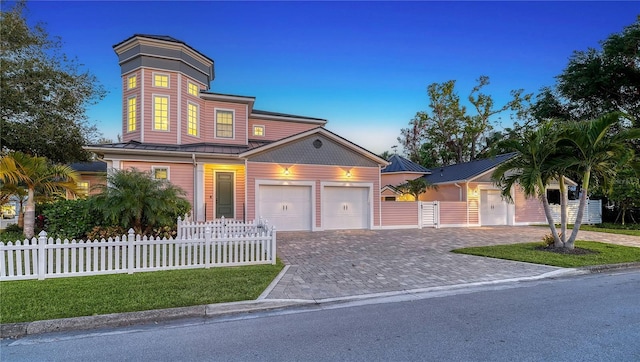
177,216,269,239
1,227,276,281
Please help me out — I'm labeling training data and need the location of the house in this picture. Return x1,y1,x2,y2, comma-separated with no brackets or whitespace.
85,34,388,231
69,160,107,197
380,153,584,227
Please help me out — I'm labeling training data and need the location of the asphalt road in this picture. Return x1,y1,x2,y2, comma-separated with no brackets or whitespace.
2,271,639,362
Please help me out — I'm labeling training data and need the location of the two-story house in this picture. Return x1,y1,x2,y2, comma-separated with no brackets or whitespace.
86,34,387,231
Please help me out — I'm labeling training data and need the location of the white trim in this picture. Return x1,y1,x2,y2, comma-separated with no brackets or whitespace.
126,95,137,133
186,101,200,138
214,170,237,219
151,165,170,180
255,180,316,231
250,112,327,125
245,104,249,145
141,69,145,142
253,125,265,137
214,108,235,140
151,71,170,88
152,94,171,132
127,74,137,90
177,74,182,144
196,163,205,222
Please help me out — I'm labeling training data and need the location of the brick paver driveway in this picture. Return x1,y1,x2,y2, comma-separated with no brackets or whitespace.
265,226,640,301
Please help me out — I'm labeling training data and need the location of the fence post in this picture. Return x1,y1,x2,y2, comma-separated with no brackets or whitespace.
127,228,135,274
38,231,47,280
205,226,212,268
271,227,277,265
434,201,440,229
177,216,182,240
418,201,423,229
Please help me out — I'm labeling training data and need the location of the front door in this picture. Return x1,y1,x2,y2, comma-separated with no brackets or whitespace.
215,172,234,218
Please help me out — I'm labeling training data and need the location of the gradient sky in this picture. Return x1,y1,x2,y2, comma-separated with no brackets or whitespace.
17,1,640,154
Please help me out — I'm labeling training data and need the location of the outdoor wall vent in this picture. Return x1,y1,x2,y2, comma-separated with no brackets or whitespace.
313,139,323,149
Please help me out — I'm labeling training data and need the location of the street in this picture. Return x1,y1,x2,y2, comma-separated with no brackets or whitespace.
2,270,639,361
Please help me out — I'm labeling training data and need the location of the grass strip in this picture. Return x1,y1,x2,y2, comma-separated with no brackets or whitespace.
0,261,283,324
452,241,640,268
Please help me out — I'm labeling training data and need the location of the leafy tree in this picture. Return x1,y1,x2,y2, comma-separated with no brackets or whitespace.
0,152,80,238
397,177,437,201
399,76,529,167
93,169,191,235
606,167,640,225
0,1,105,163
558,113,640,247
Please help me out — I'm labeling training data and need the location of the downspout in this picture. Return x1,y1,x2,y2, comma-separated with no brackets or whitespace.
465,180,470,226
192,153,197,220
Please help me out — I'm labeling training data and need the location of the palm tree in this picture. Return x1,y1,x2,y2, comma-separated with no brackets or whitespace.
492,122,567,247
93,168,190,235
0,152,80,238
558,113,640,248
397,177,437,201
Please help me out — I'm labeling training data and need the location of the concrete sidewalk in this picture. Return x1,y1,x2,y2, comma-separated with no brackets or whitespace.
2,226,638,339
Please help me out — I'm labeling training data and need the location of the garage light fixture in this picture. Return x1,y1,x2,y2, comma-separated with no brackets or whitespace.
284,167,290,176
346,171,352,178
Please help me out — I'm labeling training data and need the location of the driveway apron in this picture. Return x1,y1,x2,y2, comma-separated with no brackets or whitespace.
265,226,640,301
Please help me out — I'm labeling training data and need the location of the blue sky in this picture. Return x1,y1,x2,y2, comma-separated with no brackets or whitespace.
19,1,640,154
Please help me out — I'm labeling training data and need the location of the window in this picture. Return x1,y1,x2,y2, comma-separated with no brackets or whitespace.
188,82,199,96
127,75,137,89
216,110,233,138
153,96,169,131
187,103,199,136
154,74,169,88
253,125,265,137
77,181,89,196
127,97,137,131
152,167,169,180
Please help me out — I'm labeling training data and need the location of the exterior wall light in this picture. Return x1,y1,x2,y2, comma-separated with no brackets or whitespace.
284,168,290,176
346,171,352,178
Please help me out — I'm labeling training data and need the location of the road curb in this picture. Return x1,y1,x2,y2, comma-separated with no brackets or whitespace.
3,262,639,339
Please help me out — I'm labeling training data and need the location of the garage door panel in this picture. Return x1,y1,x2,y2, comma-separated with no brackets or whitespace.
259,185,312,231
323,187,369,230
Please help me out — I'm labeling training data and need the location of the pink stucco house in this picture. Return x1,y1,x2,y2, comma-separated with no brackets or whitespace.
86,34,388,231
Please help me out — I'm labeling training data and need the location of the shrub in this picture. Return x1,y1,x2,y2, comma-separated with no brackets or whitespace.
85,225,127,240
40,198,102,239
541,233,563,248
0,224,25,242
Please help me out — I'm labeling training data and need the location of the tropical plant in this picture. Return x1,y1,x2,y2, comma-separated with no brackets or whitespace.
93,169,191,235
397,178,437,201
0,152,80,238
557,113,640,248
492,122,567,247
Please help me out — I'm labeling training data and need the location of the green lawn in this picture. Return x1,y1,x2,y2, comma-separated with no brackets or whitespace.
452,241,640,268
0,261,284,324
534,223,640,237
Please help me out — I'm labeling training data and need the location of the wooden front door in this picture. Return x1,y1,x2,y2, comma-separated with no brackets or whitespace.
215,172,234,218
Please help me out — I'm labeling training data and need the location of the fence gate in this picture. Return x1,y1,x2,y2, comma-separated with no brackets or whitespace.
420,201,439,228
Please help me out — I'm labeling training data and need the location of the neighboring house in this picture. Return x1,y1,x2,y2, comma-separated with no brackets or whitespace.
380,154,431,201
68,161,108,198
381,153,578,227
85,34,388,231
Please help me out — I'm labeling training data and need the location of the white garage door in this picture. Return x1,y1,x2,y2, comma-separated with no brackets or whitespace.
323,187,369,230
258,185,312,231
480,190,508,226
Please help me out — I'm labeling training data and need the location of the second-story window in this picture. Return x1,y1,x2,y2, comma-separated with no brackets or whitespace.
153,96,169,131
152,167,169,180
253,125,265,136
188,103,199,136
216,110,233,138
188,82,199,96
127,97,137,132
128,75,137,89
154,74,169,88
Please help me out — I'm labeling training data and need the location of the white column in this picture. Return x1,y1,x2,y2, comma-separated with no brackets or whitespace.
196,163,205,222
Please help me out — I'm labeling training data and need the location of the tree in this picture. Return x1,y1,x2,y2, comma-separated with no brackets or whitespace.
492,123,567,247
558,113,640,247
399,76,529,167
0,152,80,238
93,169,191,235
607,167,640,225
397,177,437,201
0,1,105,163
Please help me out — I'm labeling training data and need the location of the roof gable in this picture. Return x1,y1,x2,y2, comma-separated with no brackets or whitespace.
382,154,431,174
242,128,387,167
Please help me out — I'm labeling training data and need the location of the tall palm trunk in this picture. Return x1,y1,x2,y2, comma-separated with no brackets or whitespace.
539,180,562,247
559,176,567,244
24,187,36,239
567,167,591,249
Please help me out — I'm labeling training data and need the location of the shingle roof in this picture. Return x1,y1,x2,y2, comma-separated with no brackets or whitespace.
87,140,271,155
381,154,431,174
424,153,516,184
69,161,107,173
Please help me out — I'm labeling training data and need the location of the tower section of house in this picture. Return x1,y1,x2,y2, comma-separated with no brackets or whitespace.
87,34,388,231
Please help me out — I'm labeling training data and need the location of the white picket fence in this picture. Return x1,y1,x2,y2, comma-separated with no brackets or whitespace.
176,216,270,239
0,223,276,281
